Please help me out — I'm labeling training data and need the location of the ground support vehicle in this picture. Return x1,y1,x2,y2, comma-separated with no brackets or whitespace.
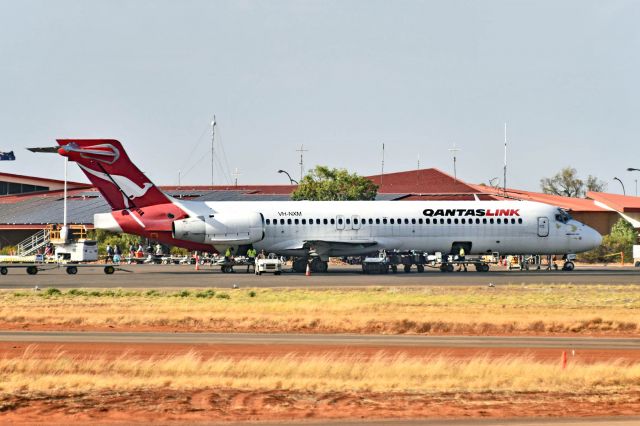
362,250,498,274
215,256,255,273
255,257,282,275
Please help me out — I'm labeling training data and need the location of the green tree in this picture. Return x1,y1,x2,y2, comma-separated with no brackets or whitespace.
88,230,142,255
540,167,606,198
291,166,378,201
578,218,636,263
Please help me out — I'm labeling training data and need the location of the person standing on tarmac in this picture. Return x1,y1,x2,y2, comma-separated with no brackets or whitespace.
457,247,467,272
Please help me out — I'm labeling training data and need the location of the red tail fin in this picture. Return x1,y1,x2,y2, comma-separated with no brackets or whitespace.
57,139,169,210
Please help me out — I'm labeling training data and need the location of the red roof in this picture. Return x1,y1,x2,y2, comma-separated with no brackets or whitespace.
0,172,89,188
587,192,640,212
159,185,296,195
473,184,609,212
367,168,480,194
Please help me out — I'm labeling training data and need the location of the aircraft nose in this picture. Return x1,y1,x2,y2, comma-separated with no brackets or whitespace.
584,226,602,250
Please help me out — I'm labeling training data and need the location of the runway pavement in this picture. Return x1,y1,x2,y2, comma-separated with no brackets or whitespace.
1,331,638,350
0,264,639,288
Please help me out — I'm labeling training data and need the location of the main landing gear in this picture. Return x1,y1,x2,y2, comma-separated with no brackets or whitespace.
293,257,329,273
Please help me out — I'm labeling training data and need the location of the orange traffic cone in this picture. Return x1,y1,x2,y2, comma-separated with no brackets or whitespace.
195,254,199,271
305,263,311,276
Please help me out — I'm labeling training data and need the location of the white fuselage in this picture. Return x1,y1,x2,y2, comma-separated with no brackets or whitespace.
174,199,602,257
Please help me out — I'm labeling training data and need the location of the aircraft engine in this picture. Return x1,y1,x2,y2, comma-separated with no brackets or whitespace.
172,212,264,245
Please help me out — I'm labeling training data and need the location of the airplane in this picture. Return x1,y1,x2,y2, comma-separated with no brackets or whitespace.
47,139,601,273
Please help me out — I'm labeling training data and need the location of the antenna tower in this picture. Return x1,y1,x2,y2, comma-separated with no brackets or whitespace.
448,143,461,182
296,144,308,181
211,115,217,186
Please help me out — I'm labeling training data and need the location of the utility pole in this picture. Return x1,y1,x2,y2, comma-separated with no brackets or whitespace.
232,167,241,186
211,115,217,186
448,143,461,182
381,143,385,188
503,122,507,195
296,144,308,181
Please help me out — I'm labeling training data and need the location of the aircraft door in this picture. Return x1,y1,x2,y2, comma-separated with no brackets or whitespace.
537,217,549,237
351,215,361,230
336,215,345,230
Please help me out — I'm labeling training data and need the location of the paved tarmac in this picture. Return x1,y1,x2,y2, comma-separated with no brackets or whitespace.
1,332,638,350
0,263,639,288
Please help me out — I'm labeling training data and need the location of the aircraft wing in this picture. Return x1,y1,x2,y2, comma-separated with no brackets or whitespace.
275,239,378,251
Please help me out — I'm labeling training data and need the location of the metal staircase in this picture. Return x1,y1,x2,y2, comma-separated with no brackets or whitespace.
17,229,50,256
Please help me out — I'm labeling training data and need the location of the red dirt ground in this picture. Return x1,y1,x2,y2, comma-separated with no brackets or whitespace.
0,342,639,424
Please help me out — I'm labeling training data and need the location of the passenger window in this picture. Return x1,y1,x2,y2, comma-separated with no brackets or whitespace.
266,219,270,225
330,218,335,224
483,218,487,224
295,219,299,225
424,218,429,224
404,218,409,224
376,218,381,224
323,218,328,225
490,219,494,224
397,218,401,224
383,218,388,224
390,219,395,224
411,218,416,225
461,218,466,224
369,218,373,224
301,219,306,225
346,218,351,225
419,218,423,224
518,218,523,224
497,218,501,224
281,219,285,225
354,218,359,225
338,218,343,225
287,219,292,225
476,218,480,224
440,218,445,224
454,219,459,224
447,218,451,224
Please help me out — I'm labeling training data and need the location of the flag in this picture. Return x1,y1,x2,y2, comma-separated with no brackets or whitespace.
0,151,15,161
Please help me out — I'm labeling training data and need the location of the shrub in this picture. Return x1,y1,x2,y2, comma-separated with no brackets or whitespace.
195,289,215,298
145,289,161,297
44,288,61,296
67,289,88,296
215,293,230,299
248,291,257,298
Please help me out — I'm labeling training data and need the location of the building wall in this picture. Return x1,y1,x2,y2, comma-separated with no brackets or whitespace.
571,211,621,236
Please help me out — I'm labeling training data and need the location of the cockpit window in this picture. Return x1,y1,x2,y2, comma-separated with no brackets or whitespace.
555,209,573,224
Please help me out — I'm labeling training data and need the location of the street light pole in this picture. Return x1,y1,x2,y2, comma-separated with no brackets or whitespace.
627,168,640,196
278,170,298,185
613,177,626,195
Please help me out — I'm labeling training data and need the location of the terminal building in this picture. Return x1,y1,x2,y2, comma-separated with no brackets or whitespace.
0,168,638,250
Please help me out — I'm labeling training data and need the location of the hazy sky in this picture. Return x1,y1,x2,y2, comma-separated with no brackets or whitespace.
0,0,638,194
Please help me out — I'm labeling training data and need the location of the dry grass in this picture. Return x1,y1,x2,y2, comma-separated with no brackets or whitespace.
0,285,638,334
1,347,639,395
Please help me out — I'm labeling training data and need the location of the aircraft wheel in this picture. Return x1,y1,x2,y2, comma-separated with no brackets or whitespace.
446,264,454,273
403,264,411,273
563,261,575,271
26,266,38,275
293,258,308,273
0,267,7,275
66,266,78,275
482,264,490,272
417,264,424,273
104,265,115,275
440,264,448,272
